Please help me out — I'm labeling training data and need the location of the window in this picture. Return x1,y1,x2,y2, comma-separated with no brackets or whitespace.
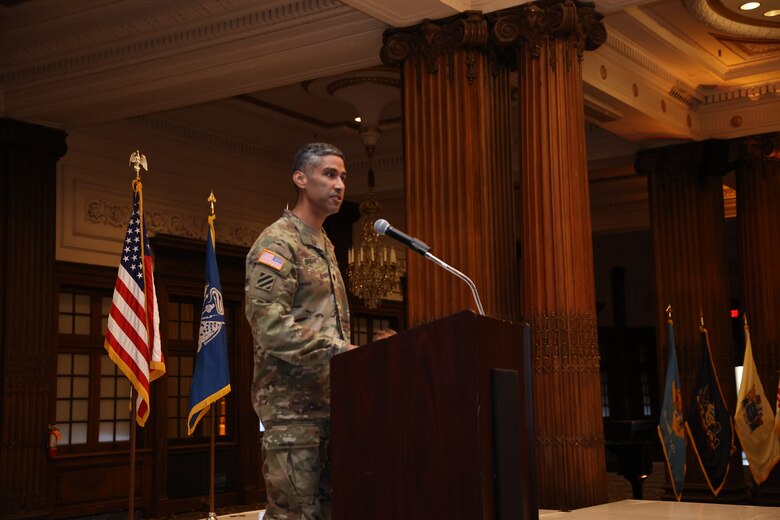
99,355,131,442
640,372,652,417
56,290,133,449
600,371,610,418
56,353,90,445
350,314,396,345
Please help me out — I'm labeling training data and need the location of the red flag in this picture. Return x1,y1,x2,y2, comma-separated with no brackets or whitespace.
104,179,165,426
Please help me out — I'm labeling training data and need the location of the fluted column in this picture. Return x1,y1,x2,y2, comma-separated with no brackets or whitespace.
638,140,747,502
0,119,67,518
737,134,780,502
491,1,608,510
382,11,519,324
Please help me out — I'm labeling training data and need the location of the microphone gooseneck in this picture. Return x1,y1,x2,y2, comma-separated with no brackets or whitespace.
373,219,485,315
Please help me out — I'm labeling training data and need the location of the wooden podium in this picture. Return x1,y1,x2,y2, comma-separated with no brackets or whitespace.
331,311,538,520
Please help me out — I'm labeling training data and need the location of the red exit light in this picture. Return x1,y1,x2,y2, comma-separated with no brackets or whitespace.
731,309,739,318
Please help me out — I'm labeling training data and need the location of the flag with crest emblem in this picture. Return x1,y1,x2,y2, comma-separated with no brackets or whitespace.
686,327,734,496
657,318,686,500
187,216,231,435
735,317,780,484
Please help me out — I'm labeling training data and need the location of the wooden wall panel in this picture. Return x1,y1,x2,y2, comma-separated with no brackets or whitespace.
0,119,67,519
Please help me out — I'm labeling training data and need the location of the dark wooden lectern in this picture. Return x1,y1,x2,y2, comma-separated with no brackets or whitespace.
331,311,537,520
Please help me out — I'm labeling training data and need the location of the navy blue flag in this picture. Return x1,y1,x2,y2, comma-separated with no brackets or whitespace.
187,216,231,435
657,318,685,501
685,327,734,496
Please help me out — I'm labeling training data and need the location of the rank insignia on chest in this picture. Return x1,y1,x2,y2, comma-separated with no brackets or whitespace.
258,249,287,270
256,272,275,292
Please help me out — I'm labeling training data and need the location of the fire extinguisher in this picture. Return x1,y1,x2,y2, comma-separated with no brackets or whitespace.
48,424,61,458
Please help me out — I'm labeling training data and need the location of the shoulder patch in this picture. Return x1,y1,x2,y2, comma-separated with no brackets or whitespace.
258,249,287,271
256,272,275,292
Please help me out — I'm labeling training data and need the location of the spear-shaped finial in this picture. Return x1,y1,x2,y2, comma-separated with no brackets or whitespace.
743,312,749,330
129,150,148,180
666,304,672,319
700,309,705,327
208,190,216,217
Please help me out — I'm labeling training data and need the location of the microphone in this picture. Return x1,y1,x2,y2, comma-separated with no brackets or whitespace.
373,218,485,315
374,219,431,256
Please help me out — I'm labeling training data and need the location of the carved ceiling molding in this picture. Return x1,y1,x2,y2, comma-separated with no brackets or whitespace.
605,30,780,111
130,114,290,163
701,82,779,104
714,34,780,59
2,0,350,85
605,31,696,96
682,0,780,40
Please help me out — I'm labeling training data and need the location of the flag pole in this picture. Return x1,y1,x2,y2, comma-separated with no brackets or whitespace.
129,388,137,520
208,191,217,520
126,151,146,520
209,402,217,520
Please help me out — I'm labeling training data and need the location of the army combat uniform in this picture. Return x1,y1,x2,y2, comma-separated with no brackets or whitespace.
245,210,350,520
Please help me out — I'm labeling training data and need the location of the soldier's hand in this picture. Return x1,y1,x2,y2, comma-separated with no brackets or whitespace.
347,344,360,351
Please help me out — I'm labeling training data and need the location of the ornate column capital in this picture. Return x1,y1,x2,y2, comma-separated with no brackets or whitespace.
490,0,606,61
741,132,780,162
381,11,515,78
635,139,738,178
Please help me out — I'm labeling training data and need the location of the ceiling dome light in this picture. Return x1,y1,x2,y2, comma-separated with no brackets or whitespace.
740,2,760,9
764,9,780,15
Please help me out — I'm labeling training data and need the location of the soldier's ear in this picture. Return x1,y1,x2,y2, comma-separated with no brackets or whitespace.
292,170,307,190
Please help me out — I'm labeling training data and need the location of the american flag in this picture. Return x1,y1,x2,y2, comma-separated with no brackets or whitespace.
104,181,165,427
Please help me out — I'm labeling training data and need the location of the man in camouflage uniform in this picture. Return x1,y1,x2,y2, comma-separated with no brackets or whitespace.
245,143,355,520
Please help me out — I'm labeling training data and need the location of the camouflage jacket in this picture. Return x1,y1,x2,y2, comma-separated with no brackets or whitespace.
245,210,350,424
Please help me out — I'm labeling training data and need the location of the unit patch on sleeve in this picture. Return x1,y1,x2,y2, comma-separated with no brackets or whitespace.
258,248,287,271
256,271,275,292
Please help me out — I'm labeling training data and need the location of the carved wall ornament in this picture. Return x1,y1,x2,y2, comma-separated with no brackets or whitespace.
527,310,600,374
669,82,702,109
84,198,259,247
537,434,604,447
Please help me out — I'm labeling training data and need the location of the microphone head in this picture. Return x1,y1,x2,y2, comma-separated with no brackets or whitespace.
374,219,390,235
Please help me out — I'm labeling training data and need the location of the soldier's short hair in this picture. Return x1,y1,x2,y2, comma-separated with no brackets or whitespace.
292,143,345,174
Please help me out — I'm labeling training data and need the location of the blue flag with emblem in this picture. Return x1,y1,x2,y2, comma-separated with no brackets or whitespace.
685,326,734,496
187,215,231,435
657,318,686,501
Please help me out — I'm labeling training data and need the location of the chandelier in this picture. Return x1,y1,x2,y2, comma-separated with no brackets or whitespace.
347,148,404,309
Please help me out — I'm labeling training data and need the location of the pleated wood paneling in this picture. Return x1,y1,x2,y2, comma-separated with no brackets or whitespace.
737,136,780,489
0,119,67,518
515,39,607,511
641,141,746,500
384,13,519,326
488,2,609,509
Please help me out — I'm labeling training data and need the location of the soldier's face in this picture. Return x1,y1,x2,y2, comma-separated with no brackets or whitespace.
300,154,346,217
